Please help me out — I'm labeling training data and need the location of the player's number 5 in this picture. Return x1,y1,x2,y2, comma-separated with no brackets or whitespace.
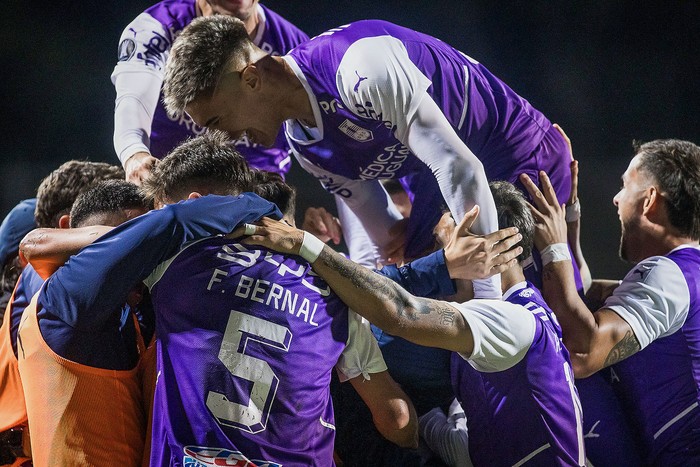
206,310,292,433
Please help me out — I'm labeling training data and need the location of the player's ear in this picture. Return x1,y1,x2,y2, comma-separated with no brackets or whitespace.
642,186,662,218
240,64,260,91
187,192,203,200
58,214,70,229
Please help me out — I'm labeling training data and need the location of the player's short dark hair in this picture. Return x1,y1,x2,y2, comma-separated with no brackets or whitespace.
69,180,149,228
163,15,251,117
144,131,253,205
251,170,296,219
489,180,534,263
634,139,700,240
35,160,125,228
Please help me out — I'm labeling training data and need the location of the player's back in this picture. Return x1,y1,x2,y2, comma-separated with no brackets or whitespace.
146,237,350,466
451,283,585,466
285,19,550,182
611,246,700,464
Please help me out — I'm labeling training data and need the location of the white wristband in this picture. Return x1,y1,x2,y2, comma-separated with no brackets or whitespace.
540,243,571,266
565,199,581,222
299,231,325,263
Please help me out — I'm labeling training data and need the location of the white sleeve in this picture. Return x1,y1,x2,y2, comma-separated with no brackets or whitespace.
453,299,536,372
292,149,404,256
335,196,380,268
111,13,172,165
335,37,500,298
336,312,387,382
419,405,472,467
603,255,690,349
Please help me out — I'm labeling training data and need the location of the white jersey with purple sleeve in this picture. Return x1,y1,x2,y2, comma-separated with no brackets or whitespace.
450,283,585,466
603,245,700,465
112,1,307,174
283,20,571,260
144,237,385,467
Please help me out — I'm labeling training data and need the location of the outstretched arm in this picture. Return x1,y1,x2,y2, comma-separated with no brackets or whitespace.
39,194,280,331
20,226,113,279
520,171,640,377
240,217,494,354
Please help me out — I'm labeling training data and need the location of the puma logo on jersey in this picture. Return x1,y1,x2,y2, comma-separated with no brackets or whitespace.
353,70,368,92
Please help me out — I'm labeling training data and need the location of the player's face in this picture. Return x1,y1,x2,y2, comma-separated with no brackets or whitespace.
206,0,257,19
186,68,280,148
613,155,649,262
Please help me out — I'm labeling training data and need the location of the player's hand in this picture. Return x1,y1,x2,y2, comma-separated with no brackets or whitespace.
553,123,573,161
380,218,407,265
233,217,305,256
125,151,159,185
519,171,568,250
444,205,522,280
302,207,342,245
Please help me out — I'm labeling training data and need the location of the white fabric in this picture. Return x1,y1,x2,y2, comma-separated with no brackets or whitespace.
604,248,693,349
540,243,572,266
291,150,404,261
299,232,324,263
336,313,387,381
111,12,170,165
453,299,536,372
335,37,501,298
419,403,472,467
335,196,380,268
335,36,432,141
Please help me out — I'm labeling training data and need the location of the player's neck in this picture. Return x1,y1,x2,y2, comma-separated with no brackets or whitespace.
195,0,260,39
272,56,316,126
500,267,525,293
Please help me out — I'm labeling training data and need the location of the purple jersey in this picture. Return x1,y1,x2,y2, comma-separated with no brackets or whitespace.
283,20,570,258
147,237,352,466
451,283,585,466
114,1,308,174
609,247,700,464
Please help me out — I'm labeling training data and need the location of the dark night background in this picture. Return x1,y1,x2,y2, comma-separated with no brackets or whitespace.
1,1,698,279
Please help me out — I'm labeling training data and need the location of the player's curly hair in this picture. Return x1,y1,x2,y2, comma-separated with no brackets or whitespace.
144,130,253,205
634,139,700,240
489,180,534,263
163,15,251,117
35,160,125,228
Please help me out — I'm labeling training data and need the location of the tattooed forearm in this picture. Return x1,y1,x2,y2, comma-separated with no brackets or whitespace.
319,248,417,320
603,331,640,367
436,302,456,326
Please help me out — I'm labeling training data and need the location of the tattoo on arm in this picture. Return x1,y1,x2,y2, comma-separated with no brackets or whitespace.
603,330,641,367
318,249,449,323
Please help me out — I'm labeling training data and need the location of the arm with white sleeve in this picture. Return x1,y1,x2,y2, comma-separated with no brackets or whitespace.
293,150,404,265
336,37,500,297
111,13,172,182
337,311,418,448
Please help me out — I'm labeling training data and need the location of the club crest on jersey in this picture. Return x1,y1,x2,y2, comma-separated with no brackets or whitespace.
183,446,281,467
338,119,373,142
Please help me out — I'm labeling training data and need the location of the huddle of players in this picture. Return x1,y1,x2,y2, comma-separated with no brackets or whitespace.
1,0,699,465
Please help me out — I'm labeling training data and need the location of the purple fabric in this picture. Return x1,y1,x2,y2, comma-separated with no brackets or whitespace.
451,283,583,465
145,1,308,174
286,20,572,259
149,238,348,466
610,248,700,465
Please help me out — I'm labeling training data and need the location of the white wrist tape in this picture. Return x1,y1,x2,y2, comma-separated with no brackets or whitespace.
540,243,571,266
299,231,325,263
565,199,581,222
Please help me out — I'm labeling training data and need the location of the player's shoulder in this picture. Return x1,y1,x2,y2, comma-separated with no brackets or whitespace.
127,0,196,32
259,3,308,43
